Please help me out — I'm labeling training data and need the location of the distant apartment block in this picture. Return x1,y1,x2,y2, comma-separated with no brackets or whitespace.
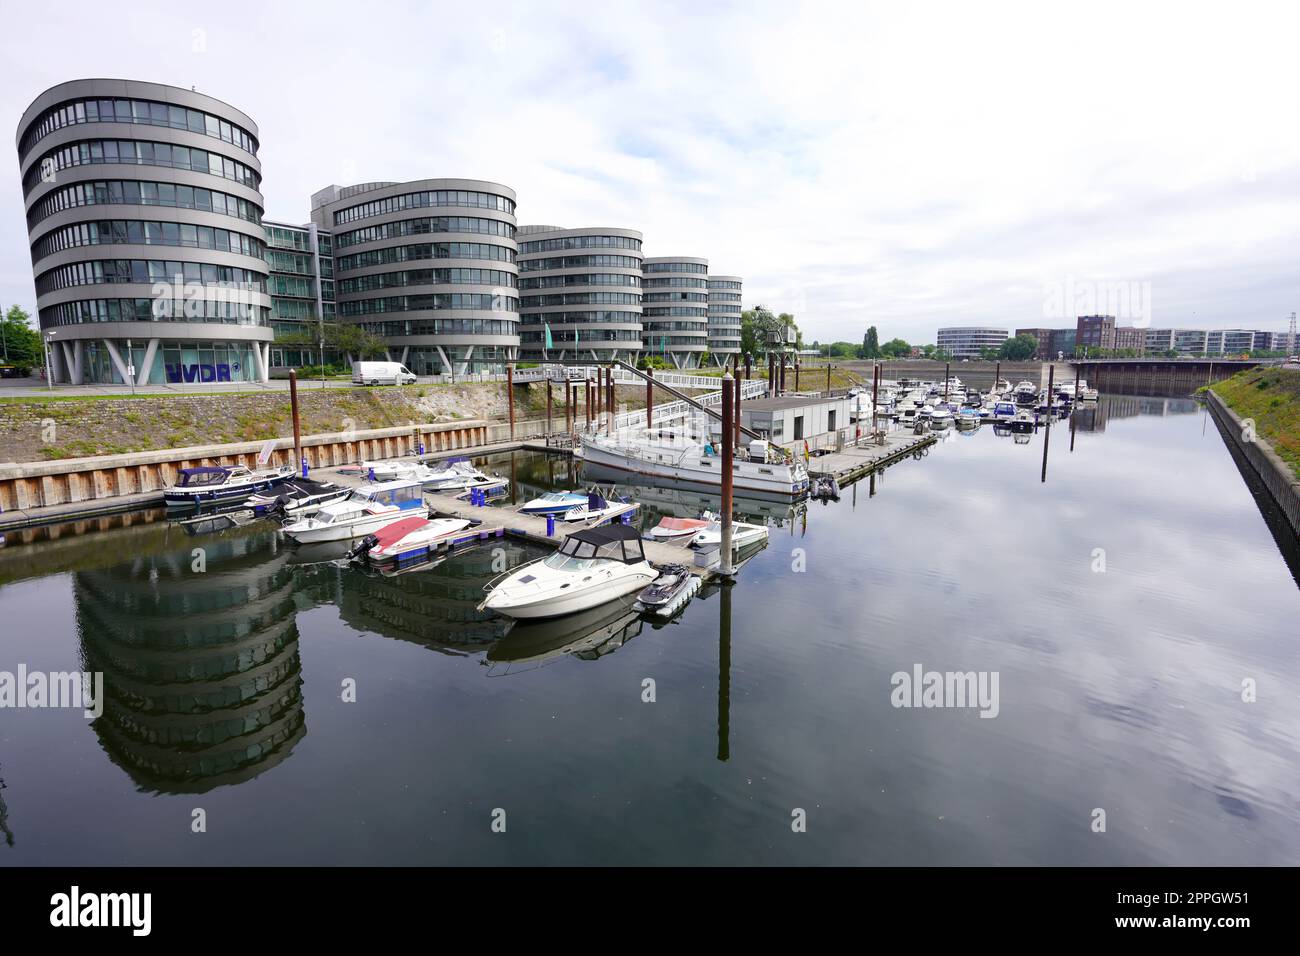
1014,327,1057,359
1076,315,1116,352
1113,326,1145,352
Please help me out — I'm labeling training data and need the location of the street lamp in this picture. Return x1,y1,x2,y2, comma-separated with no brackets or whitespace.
43,329,55,392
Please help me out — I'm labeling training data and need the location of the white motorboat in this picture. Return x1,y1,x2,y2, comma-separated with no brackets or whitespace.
340,458,509,496
348,515,473,567
689,517,769,550
248,477,351,517
163,464,294,507
992,400,1018,421
559,491,629,523
930,407,954,428
646,513,715,540
580,426,810,497
422,458,510,494
282,479,426,543
519,490,590,515
478,524,657,619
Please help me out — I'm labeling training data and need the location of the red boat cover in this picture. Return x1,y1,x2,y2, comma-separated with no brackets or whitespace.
372,516,429,547
657,517,708,531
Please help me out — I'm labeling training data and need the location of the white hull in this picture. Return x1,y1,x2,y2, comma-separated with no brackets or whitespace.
581,440,807,497
284,509,402,543
690,522,769,549
485,562,656,619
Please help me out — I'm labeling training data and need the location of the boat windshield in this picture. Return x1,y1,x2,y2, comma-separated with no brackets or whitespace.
178,470,227,487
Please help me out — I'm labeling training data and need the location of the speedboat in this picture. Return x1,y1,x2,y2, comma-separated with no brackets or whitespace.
929,407,954,428
646,514,714,540
163,464,294,506
478,524,657,619
282,479,426,543
956,407,980,427
248,477,350,517
348,515,473,567
633,565,702,618
519,490,590,515
993,400,1017,421
560,491,629,523
1013,382,1039,406
422,458,510,494
689,517,769,550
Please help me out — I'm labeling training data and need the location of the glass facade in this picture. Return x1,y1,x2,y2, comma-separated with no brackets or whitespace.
320,180,520,374
20,81,272,385
516,228,644,362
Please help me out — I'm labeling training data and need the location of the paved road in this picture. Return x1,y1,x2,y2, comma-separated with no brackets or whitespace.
0,376,390,398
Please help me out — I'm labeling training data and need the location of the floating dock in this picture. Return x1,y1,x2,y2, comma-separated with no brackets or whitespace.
805,431,937,484
330,467,712,576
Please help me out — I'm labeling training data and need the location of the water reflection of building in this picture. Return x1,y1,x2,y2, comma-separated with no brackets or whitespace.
1077,395,1198,433
73,527,305,793
336,542,531,654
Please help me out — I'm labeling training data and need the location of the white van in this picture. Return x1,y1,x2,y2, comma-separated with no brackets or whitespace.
352,361,417,386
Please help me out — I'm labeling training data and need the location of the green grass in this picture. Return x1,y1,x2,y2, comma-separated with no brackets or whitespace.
1211,367,1300,478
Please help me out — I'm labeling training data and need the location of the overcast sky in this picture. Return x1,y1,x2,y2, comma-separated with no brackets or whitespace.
3,0,1298,344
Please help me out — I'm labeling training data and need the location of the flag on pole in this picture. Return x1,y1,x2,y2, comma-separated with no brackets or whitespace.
803,440,810,463
544,323,553,349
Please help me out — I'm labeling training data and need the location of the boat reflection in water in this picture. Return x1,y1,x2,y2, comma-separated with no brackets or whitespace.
74,525,306,794
337,541,532,655
485,601,644,674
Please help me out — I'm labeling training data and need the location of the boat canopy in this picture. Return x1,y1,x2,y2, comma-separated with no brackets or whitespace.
176,465,233,486
560,523,645,564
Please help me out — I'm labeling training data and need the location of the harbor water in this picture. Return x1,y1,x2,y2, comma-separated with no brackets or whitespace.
1,395,1298,865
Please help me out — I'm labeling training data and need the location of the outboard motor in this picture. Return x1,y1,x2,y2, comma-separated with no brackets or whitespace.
347,533,380,560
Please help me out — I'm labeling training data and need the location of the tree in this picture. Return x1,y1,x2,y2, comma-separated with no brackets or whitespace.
0,304,42,371
999,333,1038,361
862,326,880,359
276,319,387,360
741,305,800,356
880,338,910,358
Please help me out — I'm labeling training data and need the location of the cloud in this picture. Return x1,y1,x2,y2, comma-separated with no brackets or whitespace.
3,0,1298,344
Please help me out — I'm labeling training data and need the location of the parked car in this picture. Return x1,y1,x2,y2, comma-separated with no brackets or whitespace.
352,361,417,386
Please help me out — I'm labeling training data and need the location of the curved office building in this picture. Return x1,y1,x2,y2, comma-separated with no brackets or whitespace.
707,275,743,366
312,179,519,376
642,256,709,368
17,79,273,384
517,225,643,363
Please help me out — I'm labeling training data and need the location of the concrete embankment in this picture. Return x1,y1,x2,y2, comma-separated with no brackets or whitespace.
1206,389,1300,537
0,417,554,531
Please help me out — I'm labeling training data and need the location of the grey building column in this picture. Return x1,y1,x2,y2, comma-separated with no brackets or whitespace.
103,340,132,385
137,338,160,386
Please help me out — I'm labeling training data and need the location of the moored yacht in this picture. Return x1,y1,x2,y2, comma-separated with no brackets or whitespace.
163,464,294,507
579,425,809,497
348,515,473,567
282,479,426,543
479,524,657,619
